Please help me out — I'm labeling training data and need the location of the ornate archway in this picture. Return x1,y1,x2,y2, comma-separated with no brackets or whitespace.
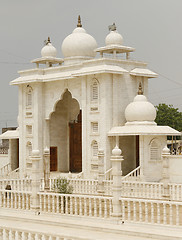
49,90,82,172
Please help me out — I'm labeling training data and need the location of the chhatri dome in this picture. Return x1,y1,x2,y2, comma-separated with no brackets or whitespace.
105,23,123,46
125,83,157,124
41,37,57,58
61,16,97,59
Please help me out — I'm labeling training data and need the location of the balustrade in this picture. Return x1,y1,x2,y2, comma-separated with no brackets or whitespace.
0,227,85,240
120,197,182,226
121,166,141,182
0,163,11,177
121,181,163,199
38,192,112,219
0,179,32,191
0,190,31,210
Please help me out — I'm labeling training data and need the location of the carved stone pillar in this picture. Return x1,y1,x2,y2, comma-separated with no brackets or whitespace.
162,146,170,198
111,145,124,218
43,147,50,190
97,149,105,194
31,149,41,212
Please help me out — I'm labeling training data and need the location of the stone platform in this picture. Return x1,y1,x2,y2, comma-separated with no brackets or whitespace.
0,209,182,239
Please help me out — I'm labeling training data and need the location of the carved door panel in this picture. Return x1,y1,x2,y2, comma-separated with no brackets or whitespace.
50,146,57,171
69,111,82,172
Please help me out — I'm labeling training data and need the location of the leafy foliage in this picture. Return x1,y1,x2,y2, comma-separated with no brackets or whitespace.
155,103,182,131
53,177,73,194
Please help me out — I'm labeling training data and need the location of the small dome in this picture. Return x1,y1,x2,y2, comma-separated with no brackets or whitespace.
61,16,97,58
105,30,123,46
41,38,57,58
125,94,156,122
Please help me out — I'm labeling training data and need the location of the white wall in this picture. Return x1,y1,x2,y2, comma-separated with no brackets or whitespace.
169,155,182,183
140,135,166,182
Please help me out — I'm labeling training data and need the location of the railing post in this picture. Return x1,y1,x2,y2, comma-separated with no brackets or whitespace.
43,147,50,190
162,146,170,199
31,150,41,212
97,149,105,194
111,145,124,219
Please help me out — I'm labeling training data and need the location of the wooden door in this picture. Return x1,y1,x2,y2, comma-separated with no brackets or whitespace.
50,146,57,171
69,111,82,172
17,139,19,168
136,135,139,167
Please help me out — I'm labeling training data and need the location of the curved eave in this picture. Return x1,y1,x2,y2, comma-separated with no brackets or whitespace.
10,75,44,85
95,45,135,54
108,125,181,136
72,65,128,77
10,65,128,85
32,57,64,64
0,130,19,139
130,68,158,78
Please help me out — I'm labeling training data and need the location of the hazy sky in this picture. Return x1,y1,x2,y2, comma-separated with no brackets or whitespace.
0,0,182,130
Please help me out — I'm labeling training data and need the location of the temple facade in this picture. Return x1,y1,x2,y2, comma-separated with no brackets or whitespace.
0,17,181,182
0,17,182,239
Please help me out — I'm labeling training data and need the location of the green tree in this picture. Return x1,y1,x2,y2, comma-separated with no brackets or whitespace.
155,103,182,132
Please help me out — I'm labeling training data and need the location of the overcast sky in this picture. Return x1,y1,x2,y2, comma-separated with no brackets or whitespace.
0,0,182,130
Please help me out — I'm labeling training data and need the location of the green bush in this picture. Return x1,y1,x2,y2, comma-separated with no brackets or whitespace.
53,177,73,194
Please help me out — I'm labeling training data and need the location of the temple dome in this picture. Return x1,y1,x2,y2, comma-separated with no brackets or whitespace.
125,86,156,123
41,38,57,58
105,28,123,46
61,16,97,58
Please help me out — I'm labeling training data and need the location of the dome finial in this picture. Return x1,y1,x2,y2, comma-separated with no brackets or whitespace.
108,23,117,32
138,82,143,95
44,37,51,46
77,15,82,27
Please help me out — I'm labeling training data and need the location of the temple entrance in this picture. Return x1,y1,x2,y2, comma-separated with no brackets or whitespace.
49,90,82,173
69,110,82,172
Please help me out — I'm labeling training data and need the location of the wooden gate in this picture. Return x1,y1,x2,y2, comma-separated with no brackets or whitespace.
69,111,82,172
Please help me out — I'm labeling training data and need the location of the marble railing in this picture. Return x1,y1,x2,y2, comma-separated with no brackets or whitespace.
0,188,182,227
121,166,141,182
0,163,11,177
120,197,182,226
38,192,112,219
0,179,32,191
121,181,163,199
0,228,83,240
0,190,31,210
169,183,182,201
0,177,182,202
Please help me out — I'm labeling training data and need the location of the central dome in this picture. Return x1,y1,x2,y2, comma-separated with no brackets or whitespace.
61,16,97,59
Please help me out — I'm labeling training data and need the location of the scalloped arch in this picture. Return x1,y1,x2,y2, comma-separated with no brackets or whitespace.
48,89,80,120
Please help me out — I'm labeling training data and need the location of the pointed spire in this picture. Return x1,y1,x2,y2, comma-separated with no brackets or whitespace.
77,15,82,27
138,82,143,95
44,37,51,46
47,37,51,43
